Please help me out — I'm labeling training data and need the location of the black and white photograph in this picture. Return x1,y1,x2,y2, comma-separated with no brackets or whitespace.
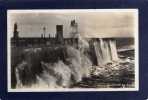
7,9,138,92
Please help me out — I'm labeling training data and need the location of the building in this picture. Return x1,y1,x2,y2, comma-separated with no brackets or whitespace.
11,20,79,48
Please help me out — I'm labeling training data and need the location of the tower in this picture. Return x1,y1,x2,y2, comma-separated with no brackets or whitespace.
56,25,63,43
70,20,78,38
13,22,19,39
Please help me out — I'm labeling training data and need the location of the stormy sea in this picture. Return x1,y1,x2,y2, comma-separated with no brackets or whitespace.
11,37,135,89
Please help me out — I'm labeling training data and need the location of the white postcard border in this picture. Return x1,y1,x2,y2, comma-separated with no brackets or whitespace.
7,9,139,92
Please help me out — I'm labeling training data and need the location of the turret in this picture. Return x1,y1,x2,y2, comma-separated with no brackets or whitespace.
70,20,78,38
56,25,63,44
13,22,19,39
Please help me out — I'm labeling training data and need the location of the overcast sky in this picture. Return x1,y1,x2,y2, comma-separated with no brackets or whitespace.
7,10,138,38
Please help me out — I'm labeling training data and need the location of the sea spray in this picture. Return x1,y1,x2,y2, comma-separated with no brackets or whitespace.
15,44,93,88
93,38,119,66
14,38,120,89
40,60,72,87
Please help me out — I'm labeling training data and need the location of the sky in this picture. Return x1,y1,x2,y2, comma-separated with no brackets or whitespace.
7,10,138,38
